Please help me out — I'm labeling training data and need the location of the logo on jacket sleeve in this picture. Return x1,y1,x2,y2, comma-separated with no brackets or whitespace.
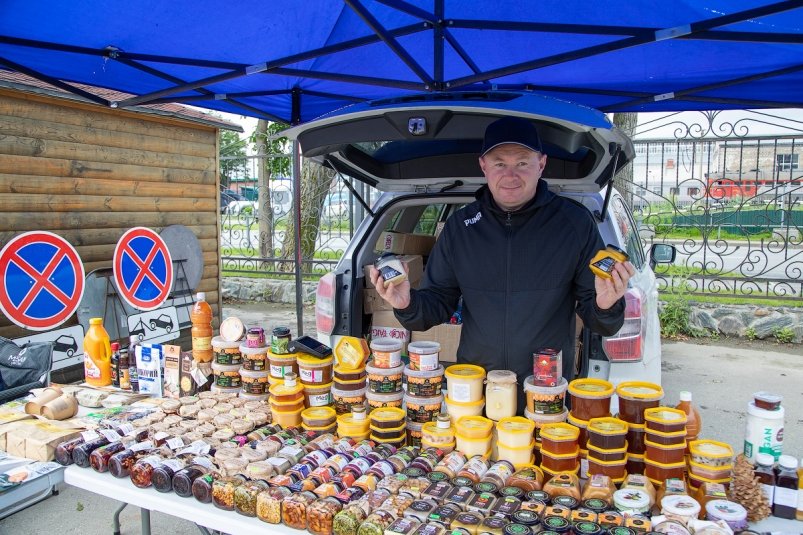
464,212,482,227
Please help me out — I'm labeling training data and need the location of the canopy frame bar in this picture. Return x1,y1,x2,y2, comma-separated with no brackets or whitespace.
374,0,437,24
0,55,110,106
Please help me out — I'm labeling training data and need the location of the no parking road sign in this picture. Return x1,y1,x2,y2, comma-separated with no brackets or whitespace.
113,227,173,311
0,231,85,331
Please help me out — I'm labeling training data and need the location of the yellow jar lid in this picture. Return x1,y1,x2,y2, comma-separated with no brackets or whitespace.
497,439,535,452
540,422,580,442
587,417,629,435
568,378,614,398
628,453,645,461
268,382,304,397
444,396,485,407
644,407,687,425
270,397,304,407
422,438,456,449
369,423,407,434
369,407,406,423
455,432,494,443
587,441,628,455
370,434,406,444
644,427,686,438
587,453,627,467
267,350,298,360
270,405,303,416
539,446,579,459
445,364,486,381
456,416,494,436
642,457,686,469
541,465,580,477
514,456,537,470
337,413,370,429
297,354,334,366
644,438,687,451
688,439,733,459
303,381,333,391
497,416,536,435
688,459,733,472
334,336,370,370
616,381,664,400
334,364,366,375
566,412,588,428
301,406,336,421
422,421,454,438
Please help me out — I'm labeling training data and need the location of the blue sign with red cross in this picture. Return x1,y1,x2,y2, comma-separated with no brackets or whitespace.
113,227,173,311
0,231,85,331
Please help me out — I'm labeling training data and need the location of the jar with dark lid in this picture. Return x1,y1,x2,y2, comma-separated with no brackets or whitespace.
512,509,540,527
212,474,247,511
526,490,551,504
55,436,84,466
475,481,499,494
192,471,220,503
481,515,509,534
109,447,153,478
173,462,214,498
573,521,604,535
552,496,579,510
581,499,609,514
504,524,534,535
235,479,270,517
500,486,525,499
89,442,127,472
541,515,571,533
152,458,188,492
271,327,292,354
72,437,111,468
427,470,449,483
452,476,475,488
404,466,427,478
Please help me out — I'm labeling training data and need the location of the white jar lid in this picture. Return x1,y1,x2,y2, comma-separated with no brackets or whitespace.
705,499,747,522
613,488,650,511
661,494,701,517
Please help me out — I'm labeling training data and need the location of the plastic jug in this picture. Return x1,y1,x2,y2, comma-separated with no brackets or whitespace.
676,391,701,451
190,292,213,362
84,318,112,386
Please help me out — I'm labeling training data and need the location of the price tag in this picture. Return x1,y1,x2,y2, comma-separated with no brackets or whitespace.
118,423,135,436
99,429,121,442
153,431,169,442
166,437,185,450
130,440,154,452
193,457,215,471
81,430,100,442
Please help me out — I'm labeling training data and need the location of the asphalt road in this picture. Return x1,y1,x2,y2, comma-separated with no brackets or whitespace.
1,303,800,535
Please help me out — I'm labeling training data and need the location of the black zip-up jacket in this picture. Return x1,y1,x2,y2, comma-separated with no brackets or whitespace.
395,180,625,395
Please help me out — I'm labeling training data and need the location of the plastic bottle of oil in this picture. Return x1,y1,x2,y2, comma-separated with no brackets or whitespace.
84,318,112,386
676,391,702,443
190,292,213,362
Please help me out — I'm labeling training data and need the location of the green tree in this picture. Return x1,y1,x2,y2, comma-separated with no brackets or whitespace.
219,129,247,189
612,112,638,209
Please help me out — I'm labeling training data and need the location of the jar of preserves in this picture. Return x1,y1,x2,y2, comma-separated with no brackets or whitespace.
89,441,127,473
256,486,292,524
55,437,84,466
486,370,518,421
271,326,292,354
108,444,153,478
72,436,111,468
173,459,216,498
234,479,269,517
308,497,344,535
212,474,247,511
192,471,220,503
152,458,188,493
130,455,165,488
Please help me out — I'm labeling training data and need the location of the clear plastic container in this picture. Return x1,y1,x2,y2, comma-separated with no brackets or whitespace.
456,416,494,439
370,338,402,368
297,354,334,386
271,406,303,428
269,373,305,403
587,417,628,450
404,393,443,424
422,415,455,447
302,406,337,428
615,381,664,425
645,439,686,464
587,457,626,480
567,379,614,421
444,396,484,424
688,440,733,467
497,417,536,448
371,406,406,429
687,460,733,480
626,453,645,475
540,447,579,473
212,362,242,389
497,440,535,468
337,411,370,437
404,365,444,397
267,350,298,378
643,407,687,434
525,408,569,443
366,390,404,411
586,442,628,463
626,422,647,454
539,423,580,455
645,428,686,446
524,376,568,415
333,365,366,384
644,458,686,486
485,370,518,421
303,381,333,408
407,341,441,371
456,433,493,458
240,345,269,372
445,365,486,403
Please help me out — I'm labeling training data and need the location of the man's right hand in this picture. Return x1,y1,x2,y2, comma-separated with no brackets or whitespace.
369,265,412,310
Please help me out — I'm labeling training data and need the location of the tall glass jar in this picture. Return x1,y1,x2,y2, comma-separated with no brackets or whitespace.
485,370,517,421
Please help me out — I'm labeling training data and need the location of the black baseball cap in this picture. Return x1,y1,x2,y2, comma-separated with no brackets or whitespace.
481,116,543,157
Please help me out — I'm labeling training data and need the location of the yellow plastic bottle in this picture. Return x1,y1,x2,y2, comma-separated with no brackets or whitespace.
190,292,213,362
84,318,112,386
796,457,803,521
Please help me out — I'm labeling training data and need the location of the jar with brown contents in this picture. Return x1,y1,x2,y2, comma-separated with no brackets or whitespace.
130,455,166,488
152,458,188,493
308,497,344,535
108,445,154,478
282,491,318,530
192,471,222,503
72,437,112,468
55,437,84,466
234,479,269,517
212,474,247,511
89,441,127,473
173,459,216,498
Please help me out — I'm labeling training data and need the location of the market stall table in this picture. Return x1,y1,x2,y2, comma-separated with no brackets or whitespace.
64,465,300,535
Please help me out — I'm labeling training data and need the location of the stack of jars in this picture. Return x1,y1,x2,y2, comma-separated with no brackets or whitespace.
455,416,494,459
539,422,580,479
337,405,369,440
370,406,407,448
566,378,615,473
331,337,370,415
615,381,664,475
268,372,305,427
443,364,484,424
212,333,245,397
495,416,536,468
402,341,445,446
265,326,298,401
365,339,405,412
297,351,334,410
238,327,272,399
301,406,337,435
422,413,455,452
586,417,629,483
687,439,734,490
643,406,688,485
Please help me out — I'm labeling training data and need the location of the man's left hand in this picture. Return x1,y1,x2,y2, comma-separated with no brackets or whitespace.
595,261,636,310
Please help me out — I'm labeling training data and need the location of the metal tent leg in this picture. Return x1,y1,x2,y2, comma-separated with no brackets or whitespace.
140,507,151,535
112,502,127,535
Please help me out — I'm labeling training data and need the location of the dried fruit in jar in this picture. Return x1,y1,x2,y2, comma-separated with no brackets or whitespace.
308,497,344,535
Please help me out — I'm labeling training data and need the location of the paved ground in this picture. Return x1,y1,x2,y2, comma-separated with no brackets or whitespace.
1,302,800,534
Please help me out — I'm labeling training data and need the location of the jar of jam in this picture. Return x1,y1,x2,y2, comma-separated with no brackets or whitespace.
212,474,247,511
89,442,127,473
72,436,111,468
192,471,221,503
271,327,292,354
235,479,269,517
152,458,188,493
55,437,84,466
130,455,166,488
173,460,215,498
108,444,153,478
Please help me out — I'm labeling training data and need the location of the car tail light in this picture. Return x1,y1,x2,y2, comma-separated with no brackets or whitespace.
602,288,645,362
315,272,336,335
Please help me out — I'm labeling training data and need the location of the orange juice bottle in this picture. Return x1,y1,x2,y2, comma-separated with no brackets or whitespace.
191,292,213,362
84,318,112,386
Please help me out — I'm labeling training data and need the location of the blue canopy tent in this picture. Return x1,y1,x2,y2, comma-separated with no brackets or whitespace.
1,0,801,333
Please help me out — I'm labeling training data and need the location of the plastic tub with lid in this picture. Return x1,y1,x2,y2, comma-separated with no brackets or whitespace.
524,376,568,415
266,350,298,379
268,373,305,403
587,417,628,450
269,395,304,414
705,499,748,531
297,354,334,386
539,422,580,455
211,362,242,389
333,365,366,383
565,412,588,450
370,422,407,441
302,381,333,408
366,390,404,411
486,370,519,421
612,488,651,515
541,464,580,481
643,458,686,486
498,440,535,468
302,422,337,435
403,365,444,397
687,471,731,492
444,396,484,423
211,384,241,396
644,428,686,447
540,447,579,473
567,379,614,421
445,364,486,403
625,423,647,454
456,431,493,459
239,345,269,372
586,441,628,463
644,438,686,464
496,417,536,448
337,410,370,437
524,408,569,442
688,440,733,467
271,405,303,429
331,385,367,415
688,459,733,480
301,406,337,428
643,407,687,434
212,337,243,366
369,434,406,449
456,416,494,439
369,338,402,368
333,375,367,393
404,393,443,424
422,437,455,453
422,414,455,445
626,453,645,475
366,361,404,393
333,336,370,371
370,406,406,429
407,420,424,448
407,341,441,372
615,381,664,425
587,456,626,480
240,368,270,395
239,391,269,402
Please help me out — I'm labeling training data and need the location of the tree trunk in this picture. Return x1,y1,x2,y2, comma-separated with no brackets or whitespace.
255,119,274,271
613,112,638,209
279,160,335,273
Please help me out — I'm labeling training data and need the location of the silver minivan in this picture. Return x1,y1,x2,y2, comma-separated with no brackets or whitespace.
286,91,675,394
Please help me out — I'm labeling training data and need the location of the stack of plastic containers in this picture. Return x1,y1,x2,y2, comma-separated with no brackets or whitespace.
539,422,580,479
495,416,536,468
402,341,445,446
366,339,404,411
422,413,455,452
337,405,369,440
687,439,734,491
443,364,484,424
331,338,373,415
265,328,298,403
212,335,245,396
300,406,337,434
566,378,614,473
455,415,493,458
369,406,407,448
643,406,687,485
522,350,570,460
297,352,334,409
586,417,629,483
615,381,664,475
268,372,304,427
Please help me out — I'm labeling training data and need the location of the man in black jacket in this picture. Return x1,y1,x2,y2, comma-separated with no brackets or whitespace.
369,116,634,393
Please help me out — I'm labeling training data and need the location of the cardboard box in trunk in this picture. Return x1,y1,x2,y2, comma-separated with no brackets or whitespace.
370,311,410,354
411,323,462,363
363,254,424,289
375,232,436,256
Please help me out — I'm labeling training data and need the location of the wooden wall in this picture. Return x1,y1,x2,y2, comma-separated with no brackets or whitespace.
0,88,222,351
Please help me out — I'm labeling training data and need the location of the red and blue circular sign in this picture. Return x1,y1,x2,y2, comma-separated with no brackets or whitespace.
113,227,173,311
0,231,86,331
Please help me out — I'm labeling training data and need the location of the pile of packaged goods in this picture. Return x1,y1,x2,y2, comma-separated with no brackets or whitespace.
401,342,445,447
332,338,371,415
